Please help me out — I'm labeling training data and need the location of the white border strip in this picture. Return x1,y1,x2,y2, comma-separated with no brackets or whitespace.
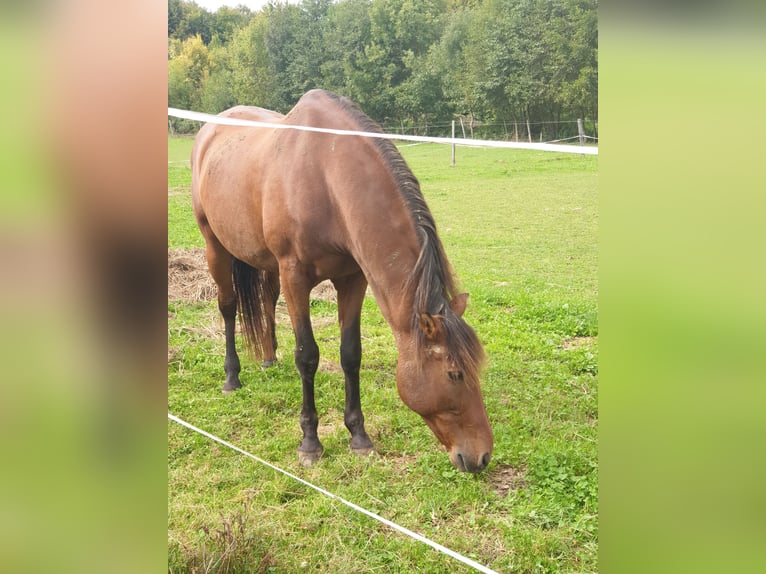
169,107,597,155
168,413,501,574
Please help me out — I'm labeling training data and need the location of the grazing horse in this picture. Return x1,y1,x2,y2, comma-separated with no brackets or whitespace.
191,89,493,473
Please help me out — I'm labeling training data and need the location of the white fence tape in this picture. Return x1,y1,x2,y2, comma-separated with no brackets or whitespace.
168,107,597,155
168,413,501,574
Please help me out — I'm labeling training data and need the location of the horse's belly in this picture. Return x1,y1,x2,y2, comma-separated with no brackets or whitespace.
203,199,277,271
308,252,361,282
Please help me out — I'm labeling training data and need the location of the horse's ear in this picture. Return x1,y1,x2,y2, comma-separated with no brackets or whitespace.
419,313,442,340
449,293,469,317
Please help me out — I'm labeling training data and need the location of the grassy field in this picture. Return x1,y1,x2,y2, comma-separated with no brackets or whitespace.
168,137,598,573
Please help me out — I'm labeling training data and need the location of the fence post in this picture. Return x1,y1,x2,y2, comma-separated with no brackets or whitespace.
577,118,585,146
451,120,456,167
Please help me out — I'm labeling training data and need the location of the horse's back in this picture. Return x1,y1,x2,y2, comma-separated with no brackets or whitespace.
191,105,284,182
191,106,287,269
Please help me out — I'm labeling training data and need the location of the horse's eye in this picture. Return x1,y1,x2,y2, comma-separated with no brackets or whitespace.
448,371,464,382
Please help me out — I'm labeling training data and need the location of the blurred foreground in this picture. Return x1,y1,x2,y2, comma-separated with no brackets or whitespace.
0,2,166,572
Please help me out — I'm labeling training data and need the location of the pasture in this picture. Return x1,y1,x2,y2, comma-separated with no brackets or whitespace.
168,137,598,573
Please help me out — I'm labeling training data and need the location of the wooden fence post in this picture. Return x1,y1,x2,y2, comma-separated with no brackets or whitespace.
577,118,585,146
451,120,456,167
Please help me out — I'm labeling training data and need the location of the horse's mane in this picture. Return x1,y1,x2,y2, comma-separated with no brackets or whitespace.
319,91,485,385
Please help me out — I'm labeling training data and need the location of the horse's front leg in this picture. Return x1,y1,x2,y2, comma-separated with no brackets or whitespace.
294,320,322,466
280,264,323,466
333,273,375,456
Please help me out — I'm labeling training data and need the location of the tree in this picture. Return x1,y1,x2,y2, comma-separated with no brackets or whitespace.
173,2,213,44
168,35,210,110
345,0,447,122
322,0,371,93
168,0,184,38
284,1,334,100
210,5,253,45
428,6,484,119
229,13,279,108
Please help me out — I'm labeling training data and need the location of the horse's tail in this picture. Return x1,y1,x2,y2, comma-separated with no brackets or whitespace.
232,258,277,360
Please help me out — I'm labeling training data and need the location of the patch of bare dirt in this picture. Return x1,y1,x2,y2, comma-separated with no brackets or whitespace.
376,453,418,473
318,357,343,374
489,464,528,498
315,408,346,438
561,336,596,350
168,248,217,302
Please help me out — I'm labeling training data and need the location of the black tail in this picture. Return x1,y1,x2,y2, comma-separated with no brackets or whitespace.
232,258,277,359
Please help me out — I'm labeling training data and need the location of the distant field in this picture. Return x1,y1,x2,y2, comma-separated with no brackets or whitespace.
168,135,194,162
168,136,598,573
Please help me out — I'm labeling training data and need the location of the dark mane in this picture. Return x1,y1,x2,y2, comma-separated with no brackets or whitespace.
319,91,486,385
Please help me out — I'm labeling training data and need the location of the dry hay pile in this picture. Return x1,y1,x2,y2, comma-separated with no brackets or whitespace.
168,248,217,302
168,248,340,304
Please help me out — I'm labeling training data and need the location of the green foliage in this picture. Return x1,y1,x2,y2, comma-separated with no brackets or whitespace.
167,0,598,137
168,138,597,572
168,34,210,113
169,0,253,44
229,12,277,108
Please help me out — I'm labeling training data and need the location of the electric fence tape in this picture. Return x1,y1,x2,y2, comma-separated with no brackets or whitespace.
169,107,597,155
168,413,501,574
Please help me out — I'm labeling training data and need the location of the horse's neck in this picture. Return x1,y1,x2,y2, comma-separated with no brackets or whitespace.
363,266,416,337
330,142,422,338
349,225,420,337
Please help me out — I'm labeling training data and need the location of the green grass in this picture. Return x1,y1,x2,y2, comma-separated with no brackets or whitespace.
168,136,203,249
168,135,195,162
168,137,597,573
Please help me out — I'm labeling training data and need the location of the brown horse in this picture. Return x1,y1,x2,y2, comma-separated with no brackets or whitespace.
191,89,493,473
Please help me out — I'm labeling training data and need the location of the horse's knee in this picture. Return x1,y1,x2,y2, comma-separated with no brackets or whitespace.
294,340,319,375
344,409,364,431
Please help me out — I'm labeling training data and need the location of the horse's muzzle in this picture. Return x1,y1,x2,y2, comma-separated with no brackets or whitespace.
451,449,491,474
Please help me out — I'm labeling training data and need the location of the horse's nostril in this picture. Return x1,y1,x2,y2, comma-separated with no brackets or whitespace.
456,452,466,471
480,452,491,470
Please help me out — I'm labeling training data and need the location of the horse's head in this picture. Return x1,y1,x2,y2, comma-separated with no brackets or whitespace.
396,294,493,473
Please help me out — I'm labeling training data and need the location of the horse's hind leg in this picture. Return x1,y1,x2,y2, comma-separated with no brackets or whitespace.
202,236,242,393
261,271,280,368
333,272,375,457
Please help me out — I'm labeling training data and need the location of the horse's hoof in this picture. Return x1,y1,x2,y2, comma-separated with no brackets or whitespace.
351,446,376,458
262,359,277,368
350,435,375,455
297,449,323,467
222,376,242,394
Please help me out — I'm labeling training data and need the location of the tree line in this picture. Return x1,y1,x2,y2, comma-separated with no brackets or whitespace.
168,0,597,140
